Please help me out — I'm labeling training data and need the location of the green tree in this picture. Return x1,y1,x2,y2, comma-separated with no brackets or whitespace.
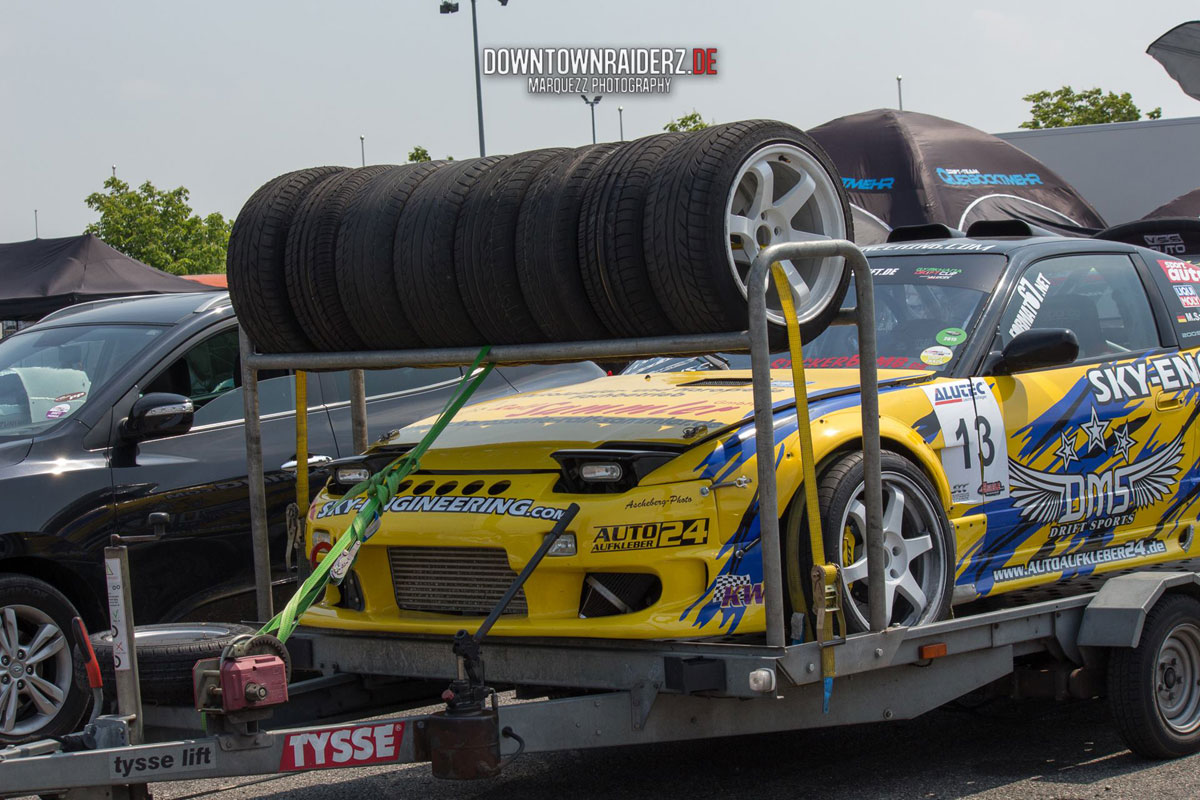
663,110,710,132
407,145,431,163
1020,86,1162,129
85,177,231,274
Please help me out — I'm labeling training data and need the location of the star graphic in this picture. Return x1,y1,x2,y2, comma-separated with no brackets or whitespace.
1113,423,1137,463
1080,406,1108,454
1055,430,1079,467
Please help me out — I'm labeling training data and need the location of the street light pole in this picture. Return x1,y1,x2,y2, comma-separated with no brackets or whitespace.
618,105,624,140
360,134,366,167
896,75,903,111
33,210,38,239
582,95,602,144
469,0,486,157
441,0,504,158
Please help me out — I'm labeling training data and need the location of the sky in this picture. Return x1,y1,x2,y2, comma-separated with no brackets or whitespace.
1,0,1197,243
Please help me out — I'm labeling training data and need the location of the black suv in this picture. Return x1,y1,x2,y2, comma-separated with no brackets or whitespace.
0,291,600,741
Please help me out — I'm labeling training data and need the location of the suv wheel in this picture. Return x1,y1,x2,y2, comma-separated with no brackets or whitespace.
0,574,88,743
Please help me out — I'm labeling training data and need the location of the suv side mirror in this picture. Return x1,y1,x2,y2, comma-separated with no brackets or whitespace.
989,328,1079,375
122,393,194,441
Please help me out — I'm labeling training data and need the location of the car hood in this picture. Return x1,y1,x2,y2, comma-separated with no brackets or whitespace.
386,368,933,459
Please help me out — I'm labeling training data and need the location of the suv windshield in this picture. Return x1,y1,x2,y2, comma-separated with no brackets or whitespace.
0,324,166,436
623,253,1007,374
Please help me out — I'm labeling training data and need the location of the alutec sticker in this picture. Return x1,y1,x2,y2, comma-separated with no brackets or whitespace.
280,722,406,771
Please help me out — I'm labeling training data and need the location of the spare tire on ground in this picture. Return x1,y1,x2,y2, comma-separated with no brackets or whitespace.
227,167,346,353
91,622,256,705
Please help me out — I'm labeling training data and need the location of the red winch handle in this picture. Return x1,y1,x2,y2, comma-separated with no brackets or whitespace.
71,616,104,690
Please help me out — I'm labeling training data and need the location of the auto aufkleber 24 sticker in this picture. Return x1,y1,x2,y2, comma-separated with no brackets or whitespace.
922,379,1009,505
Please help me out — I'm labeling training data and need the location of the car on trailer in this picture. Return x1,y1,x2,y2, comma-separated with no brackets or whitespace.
0,291,600,742
302,222,1200,651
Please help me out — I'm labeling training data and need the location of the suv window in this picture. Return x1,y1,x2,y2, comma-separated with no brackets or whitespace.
997,254,1159,361
322,366,461,403
143,327,294,425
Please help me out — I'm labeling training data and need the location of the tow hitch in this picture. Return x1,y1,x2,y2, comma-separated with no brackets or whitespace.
418,503,579,779
192,633,292,736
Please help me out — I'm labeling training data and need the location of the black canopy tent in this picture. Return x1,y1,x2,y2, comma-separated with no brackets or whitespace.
1149,21,1200,102
809,109,1107,244
0,234,205,321
1145,187,1200,220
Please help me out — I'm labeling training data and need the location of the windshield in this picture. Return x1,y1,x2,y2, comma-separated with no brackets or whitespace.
623,253,1007,375
0,324,166,436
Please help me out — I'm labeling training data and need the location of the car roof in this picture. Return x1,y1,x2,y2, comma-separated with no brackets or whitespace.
33,292,233,327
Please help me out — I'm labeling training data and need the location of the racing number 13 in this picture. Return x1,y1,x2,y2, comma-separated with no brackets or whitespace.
954,415,995,469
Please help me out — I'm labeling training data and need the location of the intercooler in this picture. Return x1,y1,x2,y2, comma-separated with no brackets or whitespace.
387,546,527,616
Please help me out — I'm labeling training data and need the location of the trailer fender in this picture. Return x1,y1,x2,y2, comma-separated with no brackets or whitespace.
1077,572,1200,648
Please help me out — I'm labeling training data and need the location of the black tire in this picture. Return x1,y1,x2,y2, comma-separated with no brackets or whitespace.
227,167,346,353
1109,594,1200,759
579,133,686,338
456,148,573,344
284,165,396,352
516,143,621,341
91,622,256,705
337,162,450,348
394,157,504,347
0,574,89,744
799,451,953,633
645,120,852,340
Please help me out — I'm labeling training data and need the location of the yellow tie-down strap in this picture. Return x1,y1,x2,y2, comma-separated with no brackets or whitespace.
770,262,847,713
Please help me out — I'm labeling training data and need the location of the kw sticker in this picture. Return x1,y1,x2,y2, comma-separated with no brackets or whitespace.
591,518,709,553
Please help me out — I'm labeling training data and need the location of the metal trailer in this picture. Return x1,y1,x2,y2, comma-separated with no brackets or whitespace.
2,240,1197,798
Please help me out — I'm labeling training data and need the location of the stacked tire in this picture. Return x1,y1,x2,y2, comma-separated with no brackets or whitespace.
227,120,852,352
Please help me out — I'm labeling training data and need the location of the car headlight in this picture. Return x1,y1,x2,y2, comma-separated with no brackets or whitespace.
551,448,683,493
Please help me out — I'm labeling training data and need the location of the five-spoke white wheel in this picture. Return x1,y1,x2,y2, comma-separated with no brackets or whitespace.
725,142,848,328
800,451,954,632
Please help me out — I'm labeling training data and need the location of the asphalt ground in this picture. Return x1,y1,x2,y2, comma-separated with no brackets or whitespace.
59,693,1199,800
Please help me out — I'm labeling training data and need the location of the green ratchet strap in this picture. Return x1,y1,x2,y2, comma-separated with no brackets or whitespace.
259,347,494,644
770,264,846,714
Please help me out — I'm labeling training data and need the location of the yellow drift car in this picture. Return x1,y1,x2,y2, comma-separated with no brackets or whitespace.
303,232,1200,639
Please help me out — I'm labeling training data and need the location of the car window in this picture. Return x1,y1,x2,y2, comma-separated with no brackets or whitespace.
322,367,461,403
997,254,1159,361
0,323,165,436
142,327,294,426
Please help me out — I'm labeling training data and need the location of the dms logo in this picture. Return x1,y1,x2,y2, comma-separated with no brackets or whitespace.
843,176,894,191
935,168,1043,187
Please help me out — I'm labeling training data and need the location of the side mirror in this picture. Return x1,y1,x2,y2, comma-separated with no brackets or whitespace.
990,328,1079,375
122,393,194,441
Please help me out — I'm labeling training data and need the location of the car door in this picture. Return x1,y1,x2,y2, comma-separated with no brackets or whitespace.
970,252,1196,595
109,323,339,622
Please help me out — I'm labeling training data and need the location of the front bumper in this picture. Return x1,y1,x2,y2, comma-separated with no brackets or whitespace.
301,472,767,639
